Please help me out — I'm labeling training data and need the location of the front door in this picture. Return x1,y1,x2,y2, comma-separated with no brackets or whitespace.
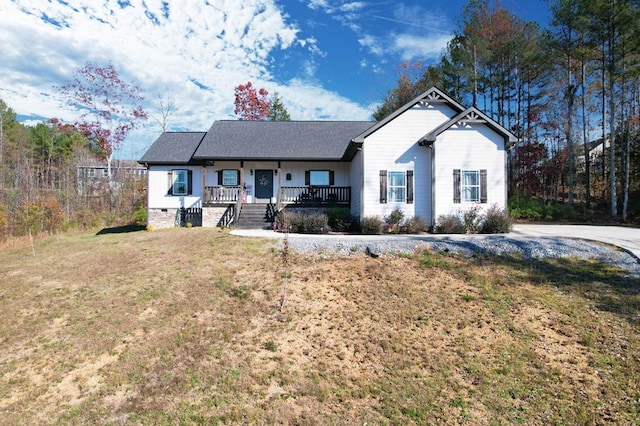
254,170,274,200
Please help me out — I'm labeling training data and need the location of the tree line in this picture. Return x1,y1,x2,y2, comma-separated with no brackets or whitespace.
0,62,148,241
375,0,640,221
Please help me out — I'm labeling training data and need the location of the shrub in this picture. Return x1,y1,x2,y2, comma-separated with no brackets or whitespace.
361,215,383,234
460,204,483,234
0,205,7,242
480,204,514,233
384,208,405,234
403,216,429,234
327,207,357,232
508,193,575,221
131,206,147,226
275,211,328,234
434,214,464,234
302,213,329,234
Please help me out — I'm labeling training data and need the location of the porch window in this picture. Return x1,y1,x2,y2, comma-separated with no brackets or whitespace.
305,170,335,186
168,169,192,196
222,169,239,185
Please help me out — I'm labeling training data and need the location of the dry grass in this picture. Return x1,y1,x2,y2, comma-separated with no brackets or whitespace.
0,227,639,425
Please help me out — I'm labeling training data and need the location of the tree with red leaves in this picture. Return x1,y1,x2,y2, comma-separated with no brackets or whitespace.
58,62,147,179
234,82,270,121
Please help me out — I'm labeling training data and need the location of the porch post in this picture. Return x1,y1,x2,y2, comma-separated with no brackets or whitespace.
202,164,206,206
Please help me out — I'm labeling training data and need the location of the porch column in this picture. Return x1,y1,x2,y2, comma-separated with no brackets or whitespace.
202,164,206,205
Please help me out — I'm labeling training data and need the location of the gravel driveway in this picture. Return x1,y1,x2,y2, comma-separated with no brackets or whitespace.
282,234,640,277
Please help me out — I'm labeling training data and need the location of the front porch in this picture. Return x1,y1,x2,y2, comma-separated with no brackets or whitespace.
202,185,351,207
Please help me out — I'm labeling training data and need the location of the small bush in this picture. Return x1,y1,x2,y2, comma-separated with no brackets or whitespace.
435,214,465,234
384,208,405,234
302,213,329,234
131,206,147,226
403,216,429,234
481,204,514,233
275,211,328,234
361,215,383,234
460,204,483,234
327,207,357,232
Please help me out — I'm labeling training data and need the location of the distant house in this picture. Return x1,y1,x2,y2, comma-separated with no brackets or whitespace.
139,87,517,229
77,160,147,195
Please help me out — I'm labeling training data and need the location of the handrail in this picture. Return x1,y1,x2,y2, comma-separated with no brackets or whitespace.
279,186,351,205
233,195,242,226
203,185,241,204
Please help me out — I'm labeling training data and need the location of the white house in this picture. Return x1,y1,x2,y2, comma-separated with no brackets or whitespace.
139,87,517,229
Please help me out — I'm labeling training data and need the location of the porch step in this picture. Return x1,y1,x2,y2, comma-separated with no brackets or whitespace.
236,203,275,229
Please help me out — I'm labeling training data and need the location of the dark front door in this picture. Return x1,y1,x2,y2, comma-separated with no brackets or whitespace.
254,170,274,200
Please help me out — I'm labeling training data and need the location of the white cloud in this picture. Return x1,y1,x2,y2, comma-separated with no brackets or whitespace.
392,33,451,60
340,2,366,13
0,0,367,158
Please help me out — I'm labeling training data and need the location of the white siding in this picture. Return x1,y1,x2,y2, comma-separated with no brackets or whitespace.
432,125,506,222
278,162,350,187
147,165,202,209
361,103,455,221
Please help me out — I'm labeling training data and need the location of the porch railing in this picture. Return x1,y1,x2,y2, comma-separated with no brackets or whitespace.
278,186,351,206
203,185,242,205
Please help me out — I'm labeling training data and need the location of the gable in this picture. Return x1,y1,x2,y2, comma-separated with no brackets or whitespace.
418,107,518,147
352,87,465,143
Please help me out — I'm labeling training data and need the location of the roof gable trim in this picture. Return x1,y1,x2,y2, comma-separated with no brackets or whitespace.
352,86,465,143
418,107,518,146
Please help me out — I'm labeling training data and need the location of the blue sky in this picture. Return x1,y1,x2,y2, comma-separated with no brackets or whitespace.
0,0,549,158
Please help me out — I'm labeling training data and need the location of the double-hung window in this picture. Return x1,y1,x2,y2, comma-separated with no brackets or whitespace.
388,171,406,202
453,169,487,203
169,169,190,196
379,170,414,204
461,170,480,202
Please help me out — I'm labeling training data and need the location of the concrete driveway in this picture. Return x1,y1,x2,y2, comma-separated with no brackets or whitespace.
232,224,640,260
511,224,640,260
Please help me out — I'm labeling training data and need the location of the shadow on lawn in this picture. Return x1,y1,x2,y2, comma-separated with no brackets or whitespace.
489,252,640,325
421,236,640,325
96,224,146,235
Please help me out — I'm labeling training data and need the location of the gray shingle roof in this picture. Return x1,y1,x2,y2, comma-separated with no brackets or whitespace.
139,132,206,164
193,120,375,161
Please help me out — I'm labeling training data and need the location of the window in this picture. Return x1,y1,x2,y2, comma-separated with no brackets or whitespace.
388,171,406,202
462,170,480,202
305,170,335,186
217,170,239,186
453,169,487,203
310,170,330,186
222,170,239,185
379,170,414,204
168,169,192,196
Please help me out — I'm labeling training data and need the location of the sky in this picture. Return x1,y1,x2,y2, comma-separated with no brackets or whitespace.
0,0,549,159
